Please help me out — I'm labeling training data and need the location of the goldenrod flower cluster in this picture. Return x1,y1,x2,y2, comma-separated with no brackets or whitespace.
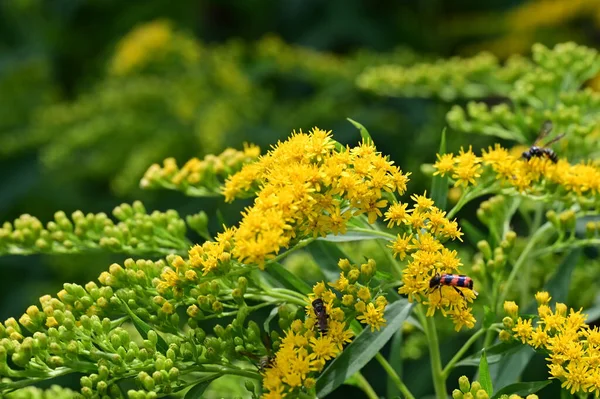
110,20,201,76
434,145,600,207
502,293,600,396
223,127,410,267
262,264,386,399
141,144,260,196
386,193,472,330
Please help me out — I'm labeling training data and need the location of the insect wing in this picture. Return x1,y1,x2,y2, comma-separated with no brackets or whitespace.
533,120,553,145
543,132,565,147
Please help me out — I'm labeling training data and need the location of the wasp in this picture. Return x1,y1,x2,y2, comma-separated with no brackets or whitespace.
312,298,329,335
240,334,274,371
429,273,475,299
521,120,565,163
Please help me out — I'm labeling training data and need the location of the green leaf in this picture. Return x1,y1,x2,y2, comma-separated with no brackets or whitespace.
308,240,355,282
121,300,169,353
479,350,493,395
386,329,404,398
456,341,522,367
347,118,373,145
263,306,279,334
317,230,388,242
460,219,486,246
430,128,448,210
316,299,414,397
540,248,582,304
184,376,220,398
489,346,535,391
265,262,311,295
491,381,552,399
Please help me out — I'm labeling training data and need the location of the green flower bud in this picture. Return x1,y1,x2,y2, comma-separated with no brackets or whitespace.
155,356,166,371
477,240,492,260
142,374,155,391
502,317,514,328
212,301,223,313
98,364,109,381
48,355,64,368
168,367,179,381
546,210,559,228
148,330,158,347
453,389,464,399
476,389,489,399
138,348,149,362
458,375,470,392
81,376,93,388
470,381,482,393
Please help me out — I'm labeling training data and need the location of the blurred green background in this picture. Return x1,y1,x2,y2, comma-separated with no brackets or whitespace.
1,0,600,397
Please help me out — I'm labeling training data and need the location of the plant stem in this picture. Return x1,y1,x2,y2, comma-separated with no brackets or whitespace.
496,222,553,312
354,371,379,399
417,306,446,399
347,227,397,240
375,352,416,399
442,327,486,378
268,237,316,264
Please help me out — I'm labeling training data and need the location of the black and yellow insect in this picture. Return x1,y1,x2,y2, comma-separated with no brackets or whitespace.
521,120,564,163
312,298,329,335
429,273,475,299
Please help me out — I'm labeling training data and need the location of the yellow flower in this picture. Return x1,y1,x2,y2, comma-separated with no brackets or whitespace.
448,307,476,331
221,128,410,267
513,318,533,343
357,303,387,331
309,335,337,363
503,301,519,317
389,233,412,260
384,202,409,227
433,153,455,176
333,321,355,347
534,291,551,305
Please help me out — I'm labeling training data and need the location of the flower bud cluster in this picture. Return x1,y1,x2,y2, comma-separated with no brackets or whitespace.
0,202,190,257
0,251,273,397
357,52,515,101
140,144,260,197
445,42,600,160
452,375,539,399
5,384,78,399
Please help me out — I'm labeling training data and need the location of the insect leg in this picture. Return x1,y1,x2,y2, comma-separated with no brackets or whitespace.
452,286,466,299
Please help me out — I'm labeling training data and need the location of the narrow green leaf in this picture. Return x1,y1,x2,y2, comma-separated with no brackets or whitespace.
460,219,486,246
265,262,311,295
540,248,581,304
317,231,388,242
479,350,493,395
121,300,169,353
491,381,552,399
184,375,220,398
216,209,227,230
489,346,535,391
308,240,354,282
456,341,522,367
316,299,414,397
430,128,448,210
347,118,373,144
263,306,279,334
386,329,404,398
